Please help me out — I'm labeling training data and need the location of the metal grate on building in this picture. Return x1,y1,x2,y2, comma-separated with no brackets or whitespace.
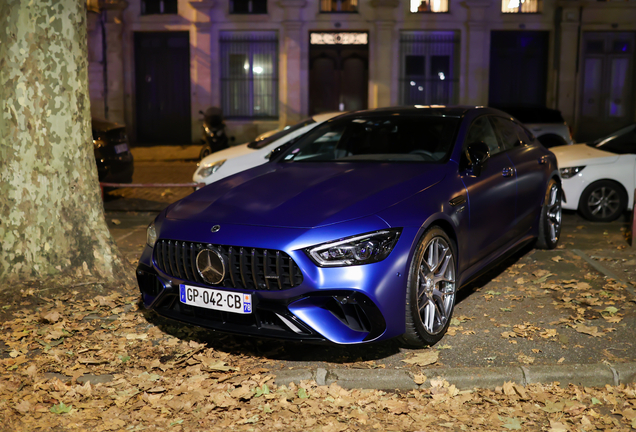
220,31,279,119
399,31,459,106
153,239,303,291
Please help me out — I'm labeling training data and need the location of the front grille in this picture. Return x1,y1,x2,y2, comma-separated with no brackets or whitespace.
154,239,303,291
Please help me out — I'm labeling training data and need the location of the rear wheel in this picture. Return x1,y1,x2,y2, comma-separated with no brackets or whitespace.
199,145,212,160
579,180,627,222
536,179,562,249
401,227,457,347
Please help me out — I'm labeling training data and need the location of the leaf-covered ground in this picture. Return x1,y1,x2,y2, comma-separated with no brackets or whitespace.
1,286,635,431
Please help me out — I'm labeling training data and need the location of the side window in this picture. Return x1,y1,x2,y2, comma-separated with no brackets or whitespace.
491,116,523,150
517,124,535,144
466,116,501,156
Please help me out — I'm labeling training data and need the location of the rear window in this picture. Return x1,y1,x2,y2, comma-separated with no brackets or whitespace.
491,106,565,124
247,118,316,149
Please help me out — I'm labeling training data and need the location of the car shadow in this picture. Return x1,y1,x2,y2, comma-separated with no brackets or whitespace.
140,242,535,365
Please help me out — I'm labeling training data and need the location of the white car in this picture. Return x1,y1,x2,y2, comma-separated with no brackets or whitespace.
193,112,343,185
552,124,635,222
492,106,574,148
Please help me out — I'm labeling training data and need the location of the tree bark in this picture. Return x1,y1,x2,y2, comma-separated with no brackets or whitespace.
0,0,129,285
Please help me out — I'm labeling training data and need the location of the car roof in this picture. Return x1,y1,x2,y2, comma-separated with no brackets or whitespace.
311,111,348,123
331,105,507,119
92,117,125,132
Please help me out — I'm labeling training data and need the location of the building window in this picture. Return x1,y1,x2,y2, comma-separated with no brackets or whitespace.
230,0,268,14
320,0,358,13
399,31,459,106
502,0,541,13
220,32,278,119
410,0,449,13
141,0,178,15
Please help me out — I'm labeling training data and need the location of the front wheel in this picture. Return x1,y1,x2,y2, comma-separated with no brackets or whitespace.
401,227,457,347
536,179,562,249
578,180,627,222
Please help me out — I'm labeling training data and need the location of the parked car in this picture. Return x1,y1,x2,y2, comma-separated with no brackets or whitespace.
137,106,561,347
490,105,573,148
92,117,134,183
193,112,343,186
552,124,635,222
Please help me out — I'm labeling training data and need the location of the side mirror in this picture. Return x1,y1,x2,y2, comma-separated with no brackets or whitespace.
464,141,490,177
267,142,293,161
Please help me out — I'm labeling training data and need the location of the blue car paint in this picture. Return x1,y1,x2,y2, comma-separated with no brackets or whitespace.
136,106,559,344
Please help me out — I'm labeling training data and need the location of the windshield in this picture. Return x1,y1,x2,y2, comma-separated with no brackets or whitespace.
247,118,316,149
277,115,460,163
587,124,636,155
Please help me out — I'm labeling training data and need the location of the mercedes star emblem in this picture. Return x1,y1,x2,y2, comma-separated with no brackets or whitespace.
196,248,225,285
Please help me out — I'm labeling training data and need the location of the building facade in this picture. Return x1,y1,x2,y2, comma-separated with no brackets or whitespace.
86,0,636,144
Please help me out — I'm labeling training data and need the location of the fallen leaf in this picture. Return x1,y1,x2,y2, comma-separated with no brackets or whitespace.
572,324,604,337
50,402,72,414
14,400,31,414
413,374,427,385
549,420,568,431
111,219,121,225
401,350,439,366
500,416,522,430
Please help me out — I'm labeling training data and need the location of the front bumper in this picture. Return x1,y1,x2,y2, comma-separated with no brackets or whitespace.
136,217,417,344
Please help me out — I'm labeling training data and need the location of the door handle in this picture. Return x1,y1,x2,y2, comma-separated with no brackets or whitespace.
538,155,549,165
502,167,514,177
449,195,466,206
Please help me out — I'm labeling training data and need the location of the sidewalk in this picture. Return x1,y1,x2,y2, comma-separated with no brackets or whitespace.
130,144,202,162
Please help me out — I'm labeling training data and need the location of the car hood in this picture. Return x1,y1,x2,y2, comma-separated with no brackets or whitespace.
551,143,619,167
200,142,253,165
168,162,446,228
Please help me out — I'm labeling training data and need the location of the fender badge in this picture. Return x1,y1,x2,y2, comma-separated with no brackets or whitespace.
211,225,221,233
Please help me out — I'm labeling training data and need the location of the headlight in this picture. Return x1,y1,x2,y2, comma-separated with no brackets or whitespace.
559,166,585,179
146,222,157,248
197,159,226,178
305,229,402,267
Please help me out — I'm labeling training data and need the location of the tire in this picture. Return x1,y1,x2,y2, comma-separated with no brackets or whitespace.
199,145,212,160
400,226,457,347
537,134,567,149
536,179,563,249
578,180,627,222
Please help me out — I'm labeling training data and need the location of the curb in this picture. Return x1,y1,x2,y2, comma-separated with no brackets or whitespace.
274,362,636,390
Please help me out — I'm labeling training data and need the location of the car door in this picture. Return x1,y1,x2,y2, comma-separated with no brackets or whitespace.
491,116,549,238
460,115,518,268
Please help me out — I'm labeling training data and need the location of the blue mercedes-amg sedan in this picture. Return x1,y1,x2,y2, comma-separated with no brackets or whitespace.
136,106,562,347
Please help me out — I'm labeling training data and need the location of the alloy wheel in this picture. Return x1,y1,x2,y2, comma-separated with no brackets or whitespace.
546,183,562,243
417,237,456,335
587,187,620,220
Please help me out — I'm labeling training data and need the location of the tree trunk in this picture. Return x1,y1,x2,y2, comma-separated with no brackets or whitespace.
0,0,129,285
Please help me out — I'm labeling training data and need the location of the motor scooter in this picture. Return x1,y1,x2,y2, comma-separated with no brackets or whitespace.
199,107,234,159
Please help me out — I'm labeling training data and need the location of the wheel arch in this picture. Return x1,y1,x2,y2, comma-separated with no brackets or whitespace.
412,215,460,267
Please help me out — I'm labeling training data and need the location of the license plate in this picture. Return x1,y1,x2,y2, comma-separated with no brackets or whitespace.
179,284,252,314
114,143,128,154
